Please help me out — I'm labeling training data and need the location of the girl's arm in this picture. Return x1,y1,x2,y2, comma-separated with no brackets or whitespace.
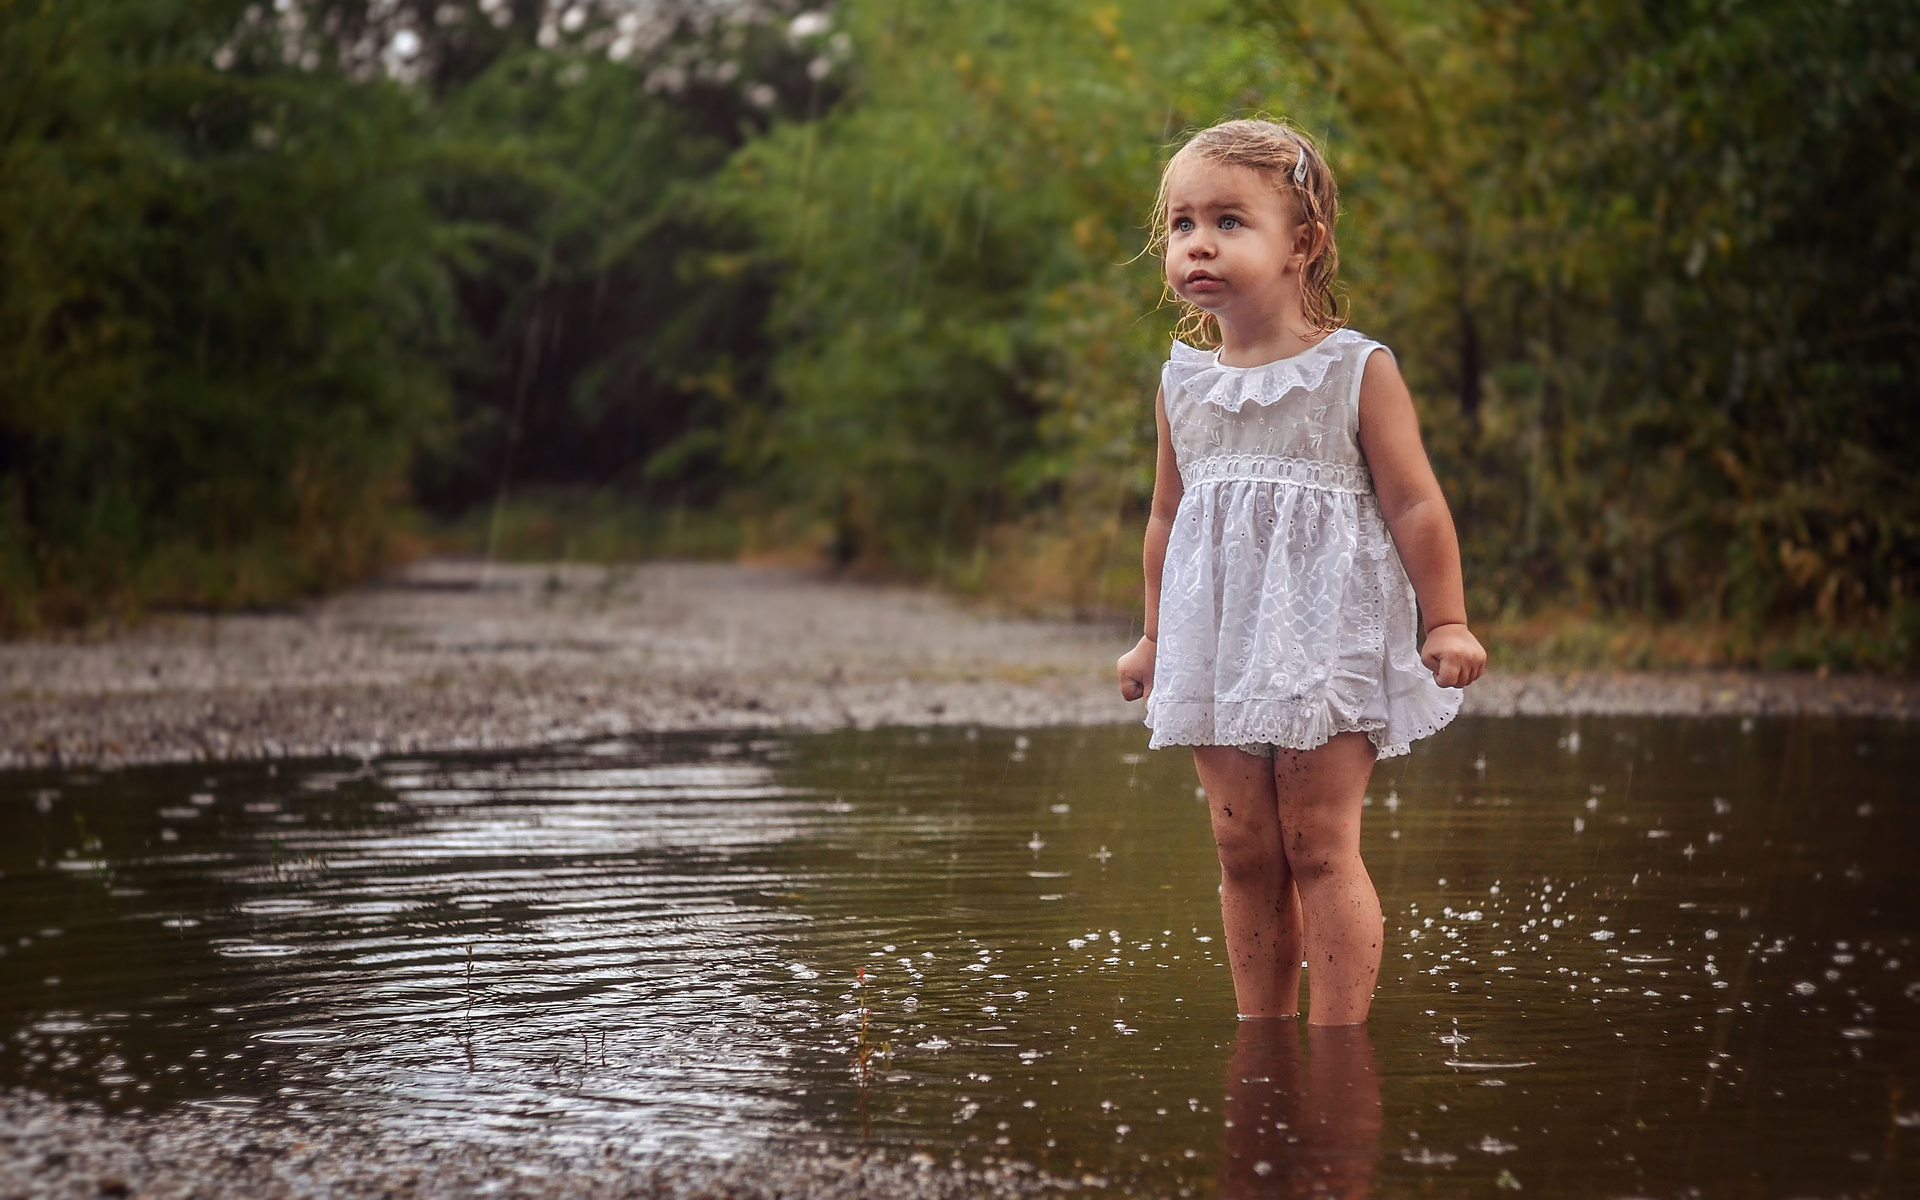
1355,350,1487,688
1118,385,1181,701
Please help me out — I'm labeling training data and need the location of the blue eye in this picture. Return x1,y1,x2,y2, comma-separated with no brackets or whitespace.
1220,216,1240,230
1173,217,1194,232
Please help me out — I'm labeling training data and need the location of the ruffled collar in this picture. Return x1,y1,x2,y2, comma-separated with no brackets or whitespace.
1165,329,1361,413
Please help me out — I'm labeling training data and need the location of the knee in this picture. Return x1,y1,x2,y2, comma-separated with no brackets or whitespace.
1213,822,1280,886
1282,822,1351,885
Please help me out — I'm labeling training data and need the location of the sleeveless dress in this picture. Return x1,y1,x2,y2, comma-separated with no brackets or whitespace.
1144,328,1460,759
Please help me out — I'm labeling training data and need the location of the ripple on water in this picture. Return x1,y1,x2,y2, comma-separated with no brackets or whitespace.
253,1029,347,1045
181,1097,260,1114
211,943,300,959
235,900,318,916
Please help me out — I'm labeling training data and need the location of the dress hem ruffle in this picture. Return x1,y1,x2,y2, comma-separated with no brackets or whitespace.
1143,689,1462,762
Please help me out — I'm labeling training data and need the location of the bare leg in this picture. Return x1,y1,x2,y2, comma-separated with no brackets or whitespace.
1272,732,1382,1025
1194,746,1304,1018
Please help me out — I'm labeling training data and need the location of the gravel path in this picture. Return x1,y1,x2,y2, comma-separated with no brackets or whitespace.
2,558,1913,771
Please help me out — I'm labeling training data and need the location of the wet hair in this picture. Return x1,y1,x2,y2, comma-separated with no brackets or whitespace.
1149,118,1343,344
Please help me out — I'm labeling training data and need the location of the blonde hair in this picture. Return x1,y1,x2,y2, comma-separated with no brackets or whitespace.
1149,118,1344,345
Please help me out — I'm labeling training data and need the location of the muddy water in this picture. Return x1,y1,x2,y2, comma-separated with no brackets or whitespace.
1,718,1915,1197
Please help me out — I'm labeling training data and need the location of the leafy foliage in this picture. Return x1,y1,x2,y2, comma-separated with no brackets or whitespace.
387,0,845,519
0,0,827,626
1250,0,1920,662
0,0,447,624
721,0,1255,605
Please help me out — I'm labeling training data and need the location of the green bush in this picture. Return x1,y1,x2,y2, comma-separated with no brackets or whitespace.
0,0,446,626
0,0,820,626
1255,0,1920,652
718,0,1257,608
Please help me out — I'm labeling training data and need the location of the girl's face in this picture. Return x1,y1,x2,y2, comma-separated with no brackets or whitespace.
1163,156,1308,326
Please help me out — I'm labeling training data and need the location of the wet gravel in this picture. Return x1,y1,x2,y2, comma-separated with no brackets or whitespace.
0,1090,1058,1200
2,558,1913,770
0,560,1133,770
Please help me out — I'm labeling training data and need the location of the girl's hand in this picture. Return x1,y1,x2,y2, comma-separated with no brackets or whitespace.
1117,635,1157,702
1420,623,1487,688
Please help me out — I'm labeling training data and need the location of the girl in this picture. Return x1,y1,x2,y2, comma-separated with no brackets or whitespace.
1115,119,1486,1026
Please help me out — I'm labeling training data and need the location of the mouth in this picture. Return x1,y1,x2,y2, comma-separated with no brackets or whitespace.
1182,271,1224,289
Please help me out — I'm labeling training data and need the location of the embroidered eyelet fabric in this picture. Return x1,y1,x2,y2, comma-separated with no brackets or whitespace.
1144,329,1461,759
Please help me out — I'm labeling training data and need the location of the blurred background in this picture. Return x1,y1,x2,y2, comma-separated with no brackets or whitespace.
1,0,1914,669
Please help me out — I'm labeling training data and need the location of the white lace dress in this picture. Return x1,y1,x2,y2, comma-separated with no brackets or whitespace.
1144,328,1460,759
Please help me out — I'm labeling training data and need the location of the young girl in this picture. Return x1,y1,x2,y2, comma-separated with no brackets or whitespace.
1115,119,1486,1025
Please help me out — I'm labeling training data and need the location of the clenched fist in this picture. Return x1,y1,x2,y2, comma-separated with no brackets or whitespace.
1420,623,1487,688
1116,635,1157,702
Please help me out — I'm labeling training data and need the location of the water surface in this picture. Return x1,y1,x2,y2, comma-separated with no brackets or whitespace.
2,718,1915,1196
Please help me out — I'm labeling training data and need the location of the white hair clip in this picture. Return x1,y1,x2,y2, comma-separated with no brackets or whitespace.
1292,147,1309,185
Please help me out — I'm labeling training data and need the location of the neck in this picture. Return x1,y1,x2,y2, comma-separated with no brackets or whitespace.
1213,298,1322,367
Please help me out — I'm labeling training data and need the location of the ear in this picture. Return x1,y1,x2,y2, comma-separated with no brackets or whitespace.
1295,219,1327,267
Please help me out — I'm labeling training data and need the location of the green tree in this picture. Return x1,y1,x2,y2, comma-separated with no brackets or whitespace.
0,0,447,625
0,0,830,624
395,1,843,522
1245,0,1920,663
722,0,1255,607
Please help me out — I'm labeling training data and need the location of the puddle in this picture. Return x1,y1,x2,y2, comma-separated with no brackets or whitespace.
1,717,1915,1195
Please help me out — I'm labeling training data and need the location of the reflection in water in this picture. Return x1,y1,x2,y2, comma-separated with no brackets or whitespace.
1221,1020,1381,1199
